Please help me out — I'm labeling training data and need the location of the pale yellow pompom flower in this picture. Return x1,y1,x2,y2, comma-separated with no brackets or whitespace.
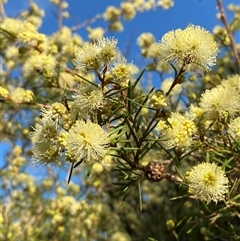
158,25,218,71
95,37,118,64
103,6,121,21
23,53,56,78
0,86,9,98
148,90,167,109
87,27,105,40
11,87,34,103
137,32,155,48
72,83,103,115
110,231,131,241
157,112,197,149
199,85,240,120
146,42,160,58
157,0,174,10
221,74,240,91
51,26,72,46
74,42,101,71
161,77,182,95
228,117,240,142
185,104,204,120
5,46,19,60
1,18,46,46
66,120,109,165
121,2,136,20
109,21,124,32
30,115,62,165
185,162,228,204
110,57,132,88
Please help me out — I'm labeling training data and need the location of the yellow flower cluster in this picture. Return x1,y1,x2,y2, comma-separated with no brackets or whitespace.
0,86,9,98
157,0,174,10
228,117,240,142
23,53,56,78
74,37,133,88
72,84,104,115
137,32,159,58
1,18,46,46
157,112,197,149
199,84,240,120
185,162,228,204
30,114,62,165
11,87,34,103
158,25,218,71
149,90,167,109
161,77,182,96
66,120,109,164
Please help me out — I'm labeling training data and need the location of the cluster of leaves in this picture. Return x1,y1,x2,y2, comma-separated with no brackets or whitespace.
1,0,240,241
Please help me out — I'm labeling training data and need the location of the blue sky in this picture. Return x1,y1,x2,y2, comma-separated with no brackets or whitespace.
4,0,238,50
3,0,238,78
1,0,239,180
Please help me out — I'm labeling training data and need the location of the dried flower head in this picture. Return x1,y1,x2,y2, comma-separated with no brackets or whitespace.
185,162,228,204
158,25,218,71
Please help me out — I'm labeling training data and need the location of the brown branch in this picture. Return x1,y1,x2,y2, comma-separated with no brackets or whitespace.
217,0,240,70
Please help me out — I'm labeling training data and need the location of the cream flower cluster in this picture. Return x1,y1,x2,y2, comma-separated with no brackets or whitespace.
199,84,240,120
0,86,9,98
11,87,34,103
185,162,228,204
222,74,240,91
148,90,167,109
74,37,133,87
161,77,182,96
228,117,240,142
158,25,218,71
74,37,118,71
72,84,104,115
66,120,109,165
30,115,62,165
137,32,159,58
1,18,46,46
23,53,56,78
157,112,197,149
31,103,109,166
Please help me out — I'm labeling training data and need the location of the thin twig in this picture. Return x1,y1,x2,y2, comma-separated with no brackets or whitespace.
58,0,63,30
217,0,240,70
0,0,5,19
